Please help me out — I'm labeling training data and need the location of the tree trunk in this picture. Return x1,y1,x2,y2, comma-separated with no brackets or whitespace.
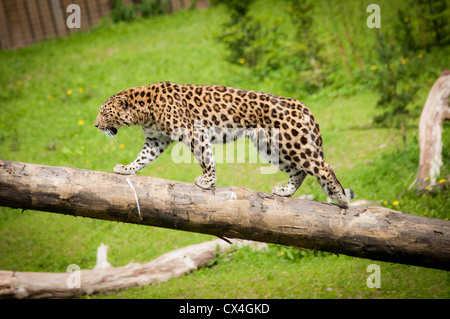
0,159,449,271
410,72,450,190
0,239,264,298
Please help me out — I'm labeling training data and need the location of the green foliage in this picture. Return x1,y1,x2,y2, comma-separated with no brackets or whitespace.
281,0,331,93
138,0,166,18
418,0,450,49
215,0,273,68
365,0,450,129
110,0,136,23
216,0,330,94
219,15,270,68
216,0,450,106
368,11,423,129
111,0,168,23
271,245,329,262
214,0,255,23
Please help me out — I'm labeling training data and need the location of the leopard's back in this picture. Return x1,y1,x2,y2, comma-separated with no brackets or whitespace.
153,82,321,146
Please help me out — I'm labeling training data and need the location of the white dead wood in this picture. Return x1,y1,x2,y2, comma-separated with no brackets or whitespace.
93,243,112,270
410,71,450,190
0,239,266,298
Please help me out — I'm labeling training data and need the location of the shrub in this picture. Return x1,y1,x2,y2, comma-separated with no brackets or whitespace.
138,0,166,18
216,0,332,94
110,0,136,23
366,8,426,150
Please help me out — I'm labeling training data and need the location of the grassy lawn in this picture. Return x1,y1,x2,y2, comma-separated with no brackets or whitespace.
0,6,449,298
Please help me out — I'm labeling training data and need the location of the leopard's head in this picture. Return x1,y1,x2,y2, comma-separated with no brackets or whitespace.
95,92,134,136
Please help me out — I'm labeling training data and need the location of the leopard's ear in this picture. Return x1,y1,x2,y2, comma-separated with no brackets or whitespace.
113,97,129,109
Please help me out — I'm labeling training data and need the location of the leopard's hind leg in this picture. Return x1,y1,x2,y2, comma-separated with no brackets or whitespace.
272,168,307,197
248,128,308,197
315,162,354,208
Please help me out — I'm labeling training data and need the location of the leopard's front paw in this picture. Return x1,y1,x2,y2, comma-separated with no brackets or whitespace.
113,164,136,175
194,174,216,189
272,185,295,197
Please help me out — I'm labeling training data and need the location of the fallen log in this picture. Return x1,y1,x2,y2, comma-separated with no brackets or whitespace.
410,71,450,190
0,239,264,298
0,159,449,271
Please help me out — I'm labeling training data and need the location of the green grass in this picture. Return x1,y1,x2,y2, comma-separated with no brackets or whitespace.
0,6,449,299
91,246,449,299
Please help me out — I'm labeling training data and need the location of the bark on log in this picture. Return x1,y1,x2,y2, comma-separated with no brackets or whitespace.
0,159,449,271
410,72,450,190
0,239,263,298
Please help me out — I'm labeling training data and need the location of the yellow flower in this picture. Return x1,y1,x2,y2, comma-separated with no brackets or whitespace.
119,144,125,149
383,200,387,205
439,179,445,183
425,186,431,190
67,89,73,95
418,52,423,59
78,120,84,125
400,57,406,64
423,212,428,216
445,217,449,221
78,88,84,93
239,58,245,64
388,64,393,70
279,251,284,256
392,200,399,206
17,80,23,86
371,65,377,70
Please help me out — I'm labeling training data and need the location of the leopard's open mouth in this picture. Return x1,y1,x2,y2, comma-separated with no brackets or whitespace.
104,127,118,136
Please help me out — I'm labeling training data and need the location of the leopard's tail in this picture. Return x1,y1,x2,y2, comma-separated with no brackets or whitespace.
316,162,354,208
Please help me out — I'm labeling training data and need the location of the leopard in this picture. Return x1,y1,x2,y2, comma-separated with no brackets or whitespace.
94,81,354,207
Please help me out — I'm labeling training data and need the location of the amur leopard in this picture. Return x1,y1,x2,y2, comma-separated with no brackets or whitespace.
95,81,354,207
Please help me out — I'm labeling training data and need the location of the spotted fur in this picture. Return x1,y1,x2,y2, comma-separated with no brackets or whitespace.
95,81,354,207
